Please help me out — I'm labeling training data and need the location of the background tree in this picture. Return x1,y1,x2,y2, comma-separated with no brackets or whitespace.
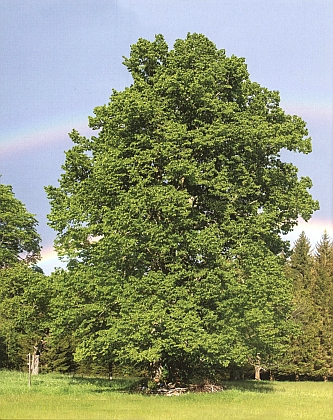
46,267,109,374
0,179,45,369
46,34,319,383
0,180,41,267
280,232,317,379
312,232,333,380
280,231,333,381
0,263,50,370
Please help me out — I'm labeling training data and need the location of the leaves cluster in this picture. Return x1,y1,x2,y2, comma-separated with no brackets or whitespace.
0,179,44,368
0,182,41,267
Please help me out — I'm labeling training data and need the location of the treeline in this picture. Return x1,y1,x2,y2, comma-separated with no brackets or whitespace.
0,209,332,381
280,231,333,381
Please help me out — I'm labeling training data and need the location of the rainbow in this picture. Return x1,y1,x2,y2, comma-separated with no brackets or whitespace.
0,115,93,156
0,99,332,156
38,246,66,274
1,103,331,274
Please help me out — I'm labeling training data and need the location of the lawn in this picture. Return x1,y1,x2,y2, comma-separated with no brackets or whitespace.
0,370,332,419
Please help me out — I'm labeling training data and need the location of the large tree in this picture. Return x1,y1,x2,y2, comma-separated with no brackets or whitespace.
46,34,319,383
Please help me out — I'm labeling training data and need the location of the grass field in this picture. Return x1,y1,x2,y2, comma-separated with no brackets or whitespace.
0,370,332,419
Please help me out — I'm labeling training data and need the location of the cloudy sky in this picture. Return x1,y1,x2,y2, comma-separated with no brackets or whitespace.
0,0,332,274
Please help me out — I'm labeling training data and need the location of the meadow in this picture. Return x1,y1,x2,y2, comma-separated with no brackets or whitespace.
0,370,332,419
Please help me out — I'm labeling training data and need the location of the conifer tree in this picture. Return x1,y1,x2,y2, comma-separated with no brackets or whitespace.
281,232,318,379
312,232,333,380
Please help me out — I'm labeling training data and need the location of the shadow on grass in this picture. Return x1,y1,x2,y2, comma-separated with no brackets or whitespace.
223,380,275,393
68,376,275,395
68,376,143,393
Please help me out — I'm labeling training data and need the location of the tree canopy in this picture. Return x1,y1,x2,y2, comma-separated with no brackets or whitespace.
0,180,41,267
46,33,319,382
0,179,44,369
0,263,49,369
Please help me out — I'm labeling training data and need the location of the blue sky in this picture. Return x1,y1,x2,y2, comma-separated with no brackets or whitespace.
0,0,332,273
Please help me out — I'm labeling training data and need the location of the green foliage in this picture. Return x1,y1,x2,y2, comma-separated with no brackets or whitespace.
0,180,48,369
42,336,77,373
0,181,41,267
0,333,7,368
280,231,333,379
0,263,50,369
280,232,318,377
46,34,319,382
312,232,333,379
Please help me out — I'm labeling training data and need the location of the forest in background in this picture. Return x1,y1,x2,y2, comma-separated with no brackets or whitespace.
1,192,332,381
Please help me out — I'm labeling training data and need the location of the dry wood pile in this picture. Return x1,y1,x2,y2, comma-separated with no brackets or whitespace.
189,383,225,393
157,387,188,396
153,383,224,396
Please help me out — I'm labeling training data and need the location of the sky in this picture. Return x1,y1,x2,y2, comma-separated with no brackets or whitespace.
0,0,332,274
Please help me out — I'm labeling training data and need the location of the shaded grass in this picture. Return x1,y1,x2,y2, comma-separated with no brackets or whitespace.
0,370,332,419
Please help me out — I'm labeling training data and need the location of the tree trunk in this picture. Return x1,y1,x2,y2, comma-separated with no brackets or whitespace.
31,346,40,375
254,365,261,381
152,363,163,383
253,354,263,380
31,354,39,375
108,361,113,381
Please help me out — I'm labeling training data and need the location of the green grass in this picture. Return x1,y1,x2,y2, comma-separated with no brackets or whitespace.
0,370,332,419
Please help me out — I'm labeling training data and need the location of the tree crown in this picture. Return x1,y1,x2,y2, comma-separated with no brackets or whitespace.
0,181,41,267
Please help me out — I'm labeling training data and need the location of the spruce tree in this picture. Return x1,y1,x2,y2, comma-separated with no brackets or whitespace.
312,232,333,380
281,232,318,379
